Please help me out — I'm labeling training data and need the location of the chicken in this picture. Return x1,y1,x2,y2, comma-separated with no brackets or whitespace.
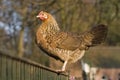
35,11,108,72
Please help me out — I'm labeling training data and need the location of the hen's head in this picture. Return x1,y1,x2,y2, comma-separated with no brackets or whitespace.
36,11,48,21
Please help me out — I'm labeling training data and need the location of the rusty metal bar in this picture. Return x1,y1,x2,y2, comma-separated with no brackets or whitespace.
0,51,69,80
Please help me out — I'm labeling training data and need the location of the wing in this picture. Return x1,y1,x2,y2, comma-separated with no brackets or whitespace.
50,32,81,50
51,24,108,50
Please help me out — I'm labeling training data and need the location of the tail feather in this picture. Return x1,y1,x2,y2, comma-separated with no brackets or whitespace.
90,24,108,46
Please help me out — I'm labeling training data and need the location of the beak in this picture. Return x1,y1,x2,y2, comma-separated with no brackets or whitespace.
36,15,40,18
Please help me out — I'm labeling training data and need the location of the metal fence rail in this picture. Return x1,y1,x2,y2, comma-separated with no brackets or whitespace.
0,51,69,80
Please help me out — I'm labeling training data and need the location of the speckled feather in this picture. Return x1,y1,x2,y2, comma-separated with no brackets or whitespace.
35,11,108,63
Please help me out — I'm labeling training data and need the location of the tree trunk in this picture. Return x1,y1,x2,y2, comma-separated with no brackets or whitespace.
18,27,24,57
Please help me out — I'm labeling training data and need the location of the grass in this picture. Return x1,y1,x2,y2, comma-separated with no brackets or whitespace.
83,46,120,68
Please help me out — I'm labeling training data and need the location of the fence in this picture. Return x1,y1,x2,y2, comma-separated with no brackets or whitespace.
0,51,69,80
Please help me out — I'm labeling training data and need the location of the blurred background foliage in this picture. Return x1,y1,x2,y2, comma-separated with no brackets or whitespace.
0,0,120,67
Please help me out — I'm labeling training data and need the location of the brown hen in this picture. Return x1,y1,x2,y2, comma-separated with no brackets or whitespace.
35,11,108,72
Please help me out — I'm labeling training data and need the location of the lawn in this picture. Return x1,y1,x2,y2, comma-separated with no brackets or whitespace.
84,46,120,68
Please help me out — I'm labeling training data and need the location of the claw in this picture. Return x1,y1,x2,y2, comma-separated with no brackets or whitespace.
56,69,65,73
56,69,67,75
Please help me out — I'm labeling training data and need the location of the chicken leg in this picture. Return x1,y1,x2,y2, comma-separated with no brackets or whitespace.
61,60,68,71
56,60,68,73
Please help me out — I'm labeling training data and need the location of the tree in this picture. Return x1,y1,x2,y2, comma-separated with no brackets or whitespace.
0,0,120,64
